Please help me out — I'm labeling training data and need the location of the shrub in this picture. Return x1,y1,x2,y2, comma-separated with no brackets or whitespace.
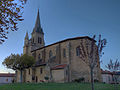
94,79,99,83
73,77,85,83
44,76,49,80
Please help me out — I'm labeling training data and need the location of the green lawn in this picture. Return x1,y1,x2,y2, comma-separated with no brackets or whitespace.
0,83,119,90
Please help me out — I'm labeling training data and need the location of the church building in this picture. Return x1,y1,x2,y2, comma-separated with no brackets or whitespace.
16,10,102,83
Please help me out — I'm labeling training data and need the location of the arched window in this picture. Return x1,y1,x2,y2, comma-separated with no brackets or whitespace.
40,38,42,44
63,48,66,57
38,37,39,43
40,68,43,74
33,38,34,43
49,50,52,58
29,69,30,75
38,37,42,44
38,53,41,60
76,46,80,56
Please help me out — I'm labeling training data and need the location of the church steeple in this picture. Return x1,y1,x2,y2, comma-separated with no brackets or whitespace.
32,9,44,34
31,9,45,50
23,32,30,55
25,32,29,40
24,32,29,46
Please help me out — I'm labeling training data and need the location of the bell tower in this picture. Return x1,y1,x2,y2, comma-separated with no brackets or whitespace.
31,9,45,50
23,32,29,54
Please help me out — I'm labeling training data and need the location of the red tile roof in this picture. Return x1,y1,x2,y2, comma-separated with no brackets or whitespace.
51,64,67,70
0,73,15,77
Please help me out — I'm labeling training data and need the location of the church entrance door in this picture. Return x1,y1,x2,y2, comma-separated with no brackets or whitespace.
36,76,38,83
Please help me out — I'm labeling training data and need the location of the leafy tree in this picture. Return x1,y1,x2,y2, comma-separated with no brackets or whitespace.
2,54,21,70
106,59,120,90
0,0,27,44
79,35,107,90
2,53,35,82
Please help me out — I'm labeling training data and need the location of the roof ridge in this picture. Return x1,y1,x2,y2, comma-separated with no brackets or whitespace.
31,36,94,52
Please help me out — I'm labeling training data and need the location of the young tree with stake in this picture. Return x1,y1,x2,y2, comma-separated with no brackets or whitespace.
79,35,107,90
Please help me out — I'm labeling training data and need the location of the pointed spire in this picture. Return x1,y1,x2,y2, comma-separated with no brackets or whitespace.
25,31,29,40
35,9,41,29
32,9,44,34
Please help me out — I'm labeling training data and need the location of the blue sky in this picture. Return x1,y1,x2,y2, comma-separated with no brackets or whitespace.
0,0,120,73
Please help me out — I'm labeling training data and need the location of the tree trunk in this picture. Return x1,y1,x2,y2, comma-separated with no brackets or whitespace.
20,70,23,83
114,76,118,90
15,70,17,82
49,69,52,82
90,68,94,90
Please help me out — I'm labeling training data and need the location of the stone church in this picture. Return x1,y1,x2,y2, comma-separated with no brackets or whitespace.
16,10,102,83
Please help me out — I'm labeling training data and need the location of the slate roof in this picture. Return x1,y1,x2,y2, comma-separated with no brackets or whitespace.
31,36,95,52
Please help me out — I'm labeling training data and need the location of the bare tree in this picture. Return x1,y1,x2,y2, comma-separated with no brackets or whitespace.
106,59,120,90
79,35,107,90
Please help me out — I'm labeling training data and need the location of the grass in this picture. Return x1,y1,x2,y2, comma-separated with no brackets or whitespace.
0,83,120,90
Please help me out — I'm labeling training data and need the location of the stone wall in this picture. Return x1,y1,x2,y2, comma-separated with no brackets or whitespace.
19,37,102,83
34,66,46,83
16,70,20,82
52,69,65,83
24,68,32,82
